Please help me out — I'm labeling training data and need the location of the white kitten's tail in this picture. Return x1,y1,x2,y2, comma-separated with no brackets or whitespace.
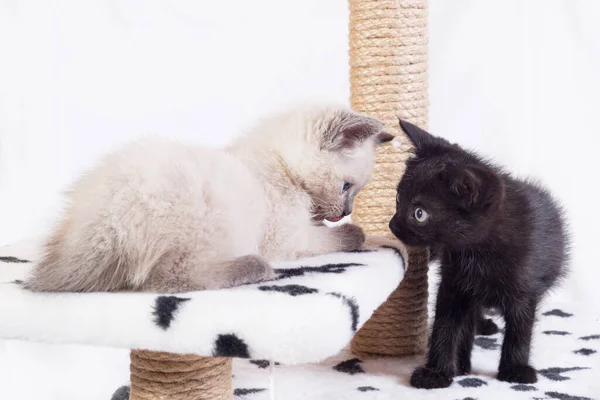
24,224,163,292
24,228,275,293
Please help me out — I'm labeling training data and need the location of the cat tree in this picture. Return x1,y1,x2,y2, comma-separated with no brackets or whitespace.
0,1,430,399
349,0,430,358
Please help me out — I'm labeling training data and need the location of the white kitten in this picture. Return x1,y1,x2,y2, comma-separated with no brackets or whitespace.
24,104,393,293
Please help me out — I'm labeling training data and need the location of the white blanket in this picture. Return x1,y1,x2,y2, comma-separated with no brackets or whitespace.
222,301,600,400
0,241,404,365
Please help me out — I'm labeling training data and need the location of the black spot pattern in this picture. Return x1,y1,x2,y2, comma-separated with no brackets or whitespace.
573,348,596,356
457,377,487,388
474,336,500,350
380,245,404,260
327,292,359,331
333,358,365,375
543,309,573,318
538,367,589,381
579,334,599,341
110,385,130,400
234,388,266,396
545,391,592,400
543,330,571,336
0,256,30,263
258,284,318,296
511,384,537,391
357,386,379,392
213,334,250,358
249,359,280,369
274,263,364,280
152,296,190,330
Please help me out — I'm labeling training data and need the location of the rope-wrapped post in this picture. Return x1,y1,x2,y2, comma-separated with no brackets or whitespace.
349,0,430,358
129,350,232,400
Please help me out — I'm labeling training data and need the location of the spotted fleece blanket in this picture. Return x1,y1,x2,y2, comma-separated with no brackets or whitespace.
215,302,599,400
109,297,600,400
0,240,404,365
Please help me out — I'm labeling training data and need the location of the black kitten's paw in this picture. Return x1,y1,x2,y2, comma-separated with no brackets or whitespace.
410,366,453,389
476,318,499,336
497,365,537,383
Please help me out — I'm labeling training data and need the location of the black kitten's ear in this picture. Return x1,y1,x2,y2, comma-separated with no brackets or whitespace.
398,119,443,154
445,164,504,210
323,112,387,151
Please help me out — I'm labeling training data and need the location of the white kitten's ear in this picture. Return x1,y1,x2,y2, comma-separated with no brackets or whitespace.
322,112,388,151
375,131,395,145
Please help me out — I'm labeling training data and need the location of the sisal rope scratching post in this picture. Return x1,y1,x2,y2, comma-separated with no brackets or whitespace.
129,350,232,400
349,0,430,358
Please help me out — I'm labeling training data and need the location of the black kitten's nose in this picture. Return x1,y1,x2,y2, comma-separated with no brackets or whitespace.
388,216,400,236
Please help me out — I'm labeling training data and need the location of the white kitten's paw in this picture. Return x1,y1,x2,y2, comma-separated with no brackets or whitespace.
332,223,365,252
229,255,275,286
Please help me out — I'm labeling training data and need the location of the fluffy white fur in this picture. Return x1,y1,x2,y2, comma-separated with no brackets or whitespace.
24,104,393,293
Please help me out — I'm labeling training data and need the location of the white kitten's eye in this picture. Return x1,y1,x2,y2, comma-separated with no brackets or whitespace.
414,207,429,223
343,182,352,192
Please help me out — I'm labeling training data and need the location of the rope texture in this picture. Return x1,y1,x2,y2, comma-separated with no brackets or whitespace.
351,247,429,357
349,0,430,357
129,350,232,400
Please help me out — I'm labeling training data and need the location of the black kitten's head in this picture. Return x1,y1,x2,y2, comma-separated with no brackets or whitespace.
389,120,505,248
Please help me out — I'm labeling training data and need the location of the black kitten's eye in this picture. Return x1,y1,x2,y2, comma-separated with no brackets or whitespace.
396,192,401,204
343,182,352,192
414,207,429,223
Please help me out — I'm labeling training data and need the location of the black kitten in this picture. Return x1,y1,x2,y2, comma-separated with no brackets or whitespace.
389,120,569,389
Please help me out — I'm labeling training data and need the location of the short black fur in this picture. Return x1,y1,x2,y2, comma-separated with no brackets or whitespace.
389,119,570,389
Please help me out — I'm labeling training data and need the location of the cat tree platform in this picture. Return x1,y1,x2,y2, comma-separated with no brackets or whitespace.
0,240,418,399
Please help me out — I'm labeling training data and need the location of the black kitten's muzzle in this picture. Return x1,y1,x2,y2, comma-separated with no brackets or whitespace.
388,214,405,239
388,215,421,246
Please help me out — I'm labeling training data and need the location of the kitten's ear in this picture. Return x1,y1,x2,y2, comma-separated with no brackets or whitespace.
444,164,504,210
374,131,395,146
398,119,443,154
323,112,389,151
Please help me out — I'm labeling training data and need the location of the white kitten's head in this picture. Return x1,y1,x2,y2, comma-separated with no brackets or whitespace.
299,105,393,222
243,104,393,222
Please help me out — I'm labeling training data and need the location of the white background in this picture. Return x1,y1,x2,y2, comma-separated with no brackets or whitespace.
0,1,599,399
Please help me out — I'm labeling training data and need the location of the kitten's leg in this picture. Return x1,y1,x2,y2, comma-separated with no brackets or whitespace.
144,253,276,293
300,223,365,257
497,297,538,383
456,309,477,376
475,311,500,336
410,279,471,389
